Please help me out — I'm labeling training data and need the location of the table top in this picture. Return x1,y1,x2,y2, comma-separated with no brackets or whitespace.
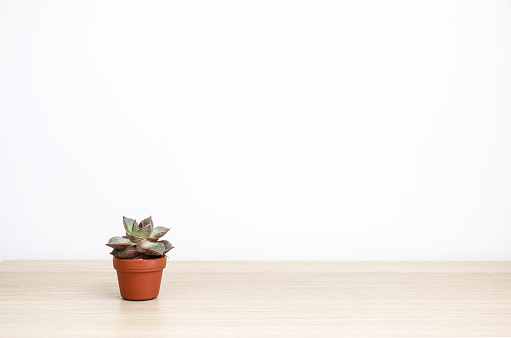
0,260,510,337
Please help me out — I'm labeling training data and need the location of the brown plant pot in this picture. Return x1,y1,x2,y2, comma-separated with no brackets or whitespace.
113,256,167,301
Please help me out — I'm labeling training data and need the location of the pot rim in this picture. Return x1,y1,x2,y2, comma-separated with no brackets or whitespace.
113,256,167,272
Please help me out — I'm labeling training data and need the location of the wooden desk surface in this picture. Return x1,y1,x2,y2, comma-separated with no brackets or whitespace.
0,261,510,337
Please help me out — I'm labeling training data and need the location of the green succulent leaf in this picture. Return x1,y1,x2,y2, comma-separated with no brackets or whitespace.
126,232,144,243
110,247,142,259
123,216,136,234
130,225,146,238
140,241,165,256
106,236,135,249
137,225,151,239
160,240,174,254
133,219,141,233
139,216,154,232
148,226,170,241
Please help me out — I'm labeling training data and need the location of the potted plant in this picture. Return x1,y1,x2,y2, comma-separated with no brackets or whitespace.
106,216,174,300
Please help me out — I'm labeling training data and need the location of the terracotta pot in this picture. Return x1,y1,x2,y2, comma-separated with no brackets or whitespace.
113,256,167,300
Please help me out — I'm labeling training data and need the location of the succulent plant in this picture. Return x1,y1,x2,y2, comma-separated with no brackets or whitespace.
106,216,174,259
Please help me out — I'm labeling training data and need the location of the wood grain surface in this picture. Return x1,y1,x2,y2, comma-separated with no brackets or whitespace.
0,260,510,337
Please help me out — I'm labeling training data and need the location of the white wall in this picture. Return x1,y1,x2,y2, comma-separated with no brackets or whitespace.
1,0,510,261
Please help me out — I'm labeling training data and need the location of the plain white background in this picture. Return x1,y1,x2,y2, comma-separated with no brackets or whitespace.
1,1,510,261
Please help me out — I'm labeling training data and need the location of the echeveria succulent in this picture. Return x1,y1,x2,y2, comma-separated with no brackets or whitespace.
106,216,174,259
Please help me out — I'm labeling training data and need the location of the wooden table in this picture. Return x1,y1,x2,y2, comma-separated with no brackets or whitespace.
0,261,510,337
